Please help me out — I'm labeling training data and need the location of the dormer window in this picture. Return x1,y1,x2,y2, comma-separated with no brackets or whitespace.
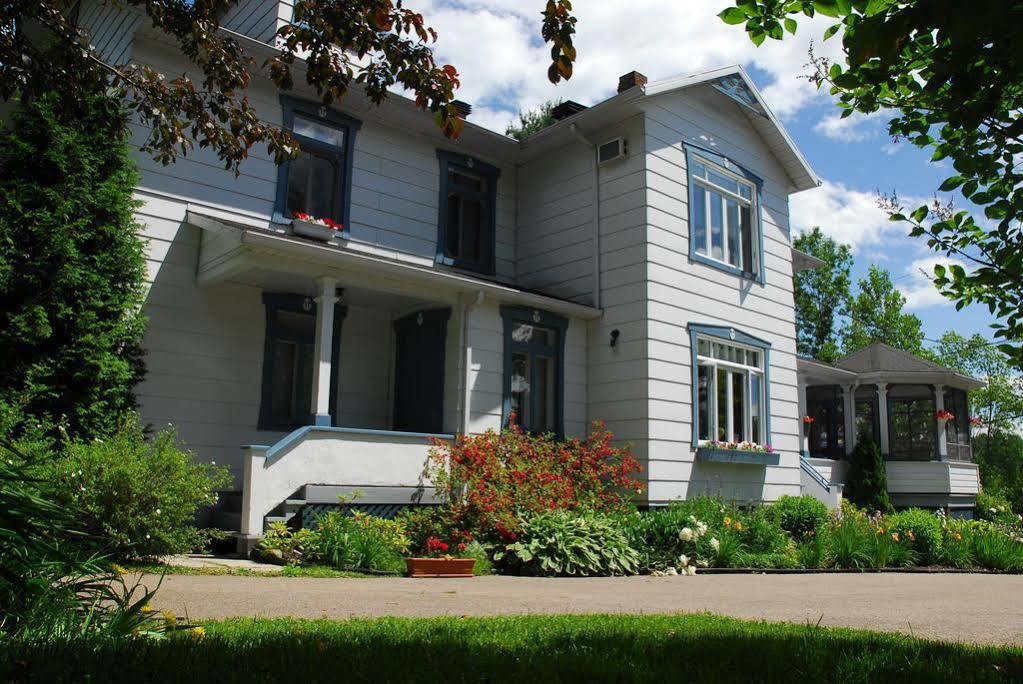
275,97,360,235
436,151,499,275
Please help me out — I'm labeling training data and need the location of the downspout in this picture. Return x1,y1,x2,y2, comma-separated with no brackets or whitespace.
570,123,601,309
460,290,486,435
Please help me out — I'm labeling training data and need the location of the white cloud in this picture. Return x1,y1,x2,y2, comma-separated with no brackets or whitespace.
790,180,903,251
412,0,845,130
814,111,882,142
899,256,967,310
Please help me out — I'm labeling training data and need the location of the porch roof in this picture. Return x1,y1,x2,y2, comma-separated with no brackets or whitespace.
798,343,983,391
186,207,603,321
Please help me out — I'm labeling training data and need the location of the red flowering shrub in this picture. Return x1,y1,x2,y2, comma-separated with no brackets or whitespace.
428,421,644,543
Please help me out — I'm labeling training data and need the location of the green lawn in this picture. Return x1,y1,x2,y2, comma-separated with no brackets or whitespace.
3,614,1021,683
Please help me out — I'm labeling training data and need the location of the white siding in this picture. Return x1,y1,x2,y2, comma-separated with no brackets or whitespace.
220,0,290,44
77,0,141,65
634,85,802,504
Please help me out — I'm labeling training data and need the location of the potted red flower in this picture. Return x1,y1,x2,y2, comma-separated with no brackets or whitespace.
405,536,476,578
291,212,344,241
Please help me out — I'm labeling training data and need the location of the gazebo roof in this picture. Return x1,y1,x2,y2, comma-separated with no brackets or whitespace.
833,343,983,391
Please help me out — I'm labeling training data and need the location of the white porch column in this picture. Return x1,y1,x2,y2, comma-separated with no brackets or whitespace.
797,381,809,456
876,383,890,456
934,383,948,460
311,276,339,427
843,384,856,456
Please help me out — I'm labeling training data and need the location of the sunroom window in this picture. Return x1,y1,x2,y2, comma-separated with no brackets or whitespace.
688,151,760,278
696,337,766,445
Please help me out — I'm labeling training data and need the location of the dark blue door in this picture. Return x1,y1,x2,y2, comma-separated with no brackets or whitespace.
393,308,450,434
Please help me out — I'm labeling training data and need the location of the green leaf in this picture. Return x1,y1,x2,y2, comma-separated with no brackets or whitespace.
784,17,798,34
938,176,965,192
718,7,749,25
823,23,842,40
750,29,766,46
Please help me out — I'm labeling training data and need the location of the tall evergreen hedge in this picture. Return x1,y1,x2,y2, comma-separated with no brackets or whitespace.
0,94,146,439
844,438,893,513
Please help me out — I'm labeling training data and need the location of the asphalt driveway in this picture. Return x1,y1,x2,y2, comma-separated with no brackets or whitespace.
145,572,1023,646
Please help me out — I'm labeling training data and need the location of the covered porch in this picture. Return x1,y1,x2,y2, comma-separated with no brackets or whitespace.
186,209,600,550
796,344,984,513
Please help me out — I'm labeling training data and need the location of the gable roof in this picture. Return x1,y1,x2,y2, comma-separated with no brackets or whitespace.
834,343,983,390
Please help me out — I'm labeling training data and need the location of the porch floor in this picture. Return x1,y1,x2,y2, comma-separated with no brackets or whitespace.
141,572,1023,646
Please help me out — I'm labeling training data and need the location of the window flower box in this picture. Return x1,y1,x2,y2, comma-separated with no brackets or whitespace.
696,441,779,465
290,213,343,241
405,557,476,578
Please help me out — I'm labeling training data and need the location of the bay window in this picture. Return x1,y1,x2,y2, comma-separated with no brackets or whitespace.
690,325,771,448
685,145,763,282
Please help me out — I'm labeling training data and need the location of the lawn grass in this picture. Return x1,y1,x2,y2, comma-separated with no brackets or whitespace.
3,614,1021,683
125,562,372,578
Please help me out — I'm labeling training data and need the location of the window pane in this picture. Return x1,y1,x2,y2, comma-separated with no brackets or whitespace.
510,352,530,428
710,191,724,260
708,168,739,194
270,340,297,420
740,206,754,273
287,151,336,219
276,309,315,339
450,170,483,193
293,115,344,147
727,200,741,267
739,183,752,200
692,184,707,256
716,367,728,441
750,373,762,444
460,197,483,263
511,323,552,347
698,365,711,441
732,371,746,442
535,355,555,433
691,160,707,179
446,194,462,258
698,339,711,356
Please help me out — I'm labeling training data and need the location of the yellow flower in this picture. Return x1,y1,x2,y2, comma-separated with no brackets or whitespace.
723,517,732,527
891,533,900,542
733,521,743,531
907,530,916,541
161,610,177,626
954,532,963,541
111,563,127,576
191,626,206,639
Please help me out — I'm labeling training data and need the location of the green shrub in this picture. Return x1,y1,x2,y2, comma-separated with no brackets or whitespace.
0,92,147,441
619,497,740,571
844,439,893,513
886,509,943,565
44,419,231,559
796,531,829,569
938,520,975,568
395,506,457,554
970,525,1023,571
737,507,792,556
826,508,874,570
767,495,829,539
977,490,1018,526
463,540,495,576
254,523,321,566
496,511,639,577
312,511,409,574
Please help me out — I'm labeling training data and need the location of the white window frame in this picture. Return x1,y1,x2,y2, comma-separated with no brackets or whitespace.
696,336,766,445
688,151,762,279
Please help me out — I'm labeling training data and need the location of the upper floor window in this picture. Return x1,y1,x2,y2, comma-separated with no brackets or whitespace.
501,306,567,437
685,145,763,282
690,325,771,447
436,151,499,275
275,97,360,234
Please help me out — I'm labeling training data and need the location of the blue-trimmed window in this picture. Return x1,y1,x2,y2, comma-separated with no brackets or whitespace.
501,306,567,436
688,324,771,448
258,293,346,431
684,145,764,283
275,97,360,234
436,150,499,275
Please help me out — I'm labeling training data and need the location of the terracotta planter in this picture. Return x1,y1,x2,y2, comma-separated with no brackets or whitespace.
405,557,475,578
291,219,340,241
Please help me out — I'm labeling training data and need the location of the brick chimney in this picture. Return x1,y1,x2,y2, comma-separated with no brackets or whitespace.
617,71,648,93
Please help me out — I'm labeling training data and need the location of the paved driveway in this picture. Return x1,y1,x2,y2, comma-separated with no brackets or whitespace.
145,573,1023,646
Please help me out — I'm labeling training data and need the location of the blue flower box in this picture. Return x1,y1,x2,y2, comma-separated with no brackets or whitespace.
696,447,780,466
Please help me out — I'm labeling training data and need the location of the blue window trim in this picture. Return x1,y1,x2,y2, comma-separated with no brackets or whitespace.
500,306,568,438
258,293,347,432
683,143,766,286
687,323,772,449
436,149,500,276
275,96,362,237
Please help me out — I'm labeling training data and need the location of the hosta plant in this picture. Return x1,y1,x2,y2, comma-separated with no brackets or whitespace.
495,511,639,577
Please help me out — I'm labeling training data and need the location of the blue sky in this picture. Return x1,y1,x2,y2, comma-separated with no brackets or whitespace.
414,0,997,348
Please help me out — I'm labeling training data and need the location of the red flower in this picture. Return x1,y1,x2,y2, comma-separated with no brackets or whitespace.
802,415,816,425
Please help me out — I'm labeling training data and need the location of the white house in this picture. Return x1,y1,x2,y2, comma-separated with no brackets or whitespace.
74,1,981,552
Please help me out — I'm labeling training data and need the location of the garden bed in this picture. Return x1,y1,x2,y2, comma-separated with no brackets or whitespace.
3,614,1021,683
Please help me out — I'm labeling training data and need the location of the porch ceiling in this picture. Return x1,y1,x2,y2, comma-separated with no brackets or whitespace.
187,208,603,320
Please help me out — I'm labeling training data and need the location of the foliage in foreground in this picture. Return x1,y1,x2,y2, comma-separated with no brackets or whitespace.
38,420,231,560
4,614,1022,684
0,93,147,441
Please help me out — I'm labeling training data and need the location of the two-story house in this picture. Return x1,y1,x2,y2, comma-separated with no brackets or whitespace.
74,0,981,552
